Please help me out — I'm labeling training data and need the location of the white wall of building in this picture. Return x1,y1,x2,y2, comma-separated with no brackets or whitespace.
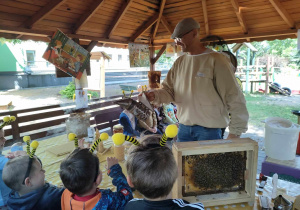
92,46,130,70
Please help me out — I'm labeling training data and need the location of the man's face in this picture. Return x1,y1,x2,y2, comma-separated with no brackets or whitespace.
0,129,6,153
174,30,194,52
30,159,45,189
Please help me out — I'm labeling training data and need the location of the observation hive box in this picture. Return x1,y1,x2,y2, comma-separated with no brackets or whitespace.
172,138,258,207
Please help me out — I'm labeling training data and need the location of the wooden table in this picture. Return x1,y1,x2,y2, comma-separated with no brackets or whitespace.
4,134,300,209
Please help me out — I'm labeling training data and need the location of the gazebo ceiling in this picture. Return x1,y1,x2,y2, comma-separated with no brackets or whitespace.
0,0,299,48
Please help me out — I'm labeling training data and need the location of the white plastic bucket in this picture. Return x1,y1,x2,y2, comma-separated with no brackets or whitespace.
264,117,300,160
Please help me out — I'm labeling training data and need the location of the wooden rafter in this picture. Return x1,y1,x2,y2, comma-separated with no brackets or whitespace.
0,25,128,45
130,13,159,42
230,0,248,33
153,29,297,44
23,0,66,29
85,41,99,52
161,16,174,35
152,44,166,64
152,0,166,40
106,0,134,39
202,0,209,35
269,0,295,28
15,34,23,39
73,0,105,34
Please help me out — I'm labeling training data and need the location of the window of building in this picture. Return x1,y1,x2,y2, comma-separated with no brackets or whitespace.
26,50,36,66
118,54,122,61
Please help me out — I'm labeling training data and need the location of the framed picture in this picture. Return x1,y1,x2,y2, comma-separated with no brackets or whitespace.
128,43,150,67
43,29,90,80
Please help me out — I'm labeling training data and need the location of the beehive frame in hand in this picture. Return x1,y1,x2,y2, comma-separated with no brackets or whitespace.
172,138,258,207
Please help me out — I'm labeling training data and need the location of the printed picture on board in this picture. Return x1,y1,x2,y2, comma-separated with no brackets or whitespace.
148,71,161,89
128,43,150,67
43,29,90,80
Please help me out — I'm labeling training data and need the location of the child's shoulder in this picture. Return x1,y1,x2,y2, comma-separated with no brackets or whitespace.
125,199,204,210
171,199,204,210
43,183,65,196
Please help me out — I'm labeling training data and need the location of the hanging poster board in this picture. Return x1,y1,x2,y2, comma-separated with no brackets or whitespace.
148,71,161,89
128,43,150,67
43,29,90,80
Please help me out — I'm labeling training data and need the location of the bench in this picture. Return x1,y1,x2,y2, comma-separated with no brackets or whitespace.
0,93,138,146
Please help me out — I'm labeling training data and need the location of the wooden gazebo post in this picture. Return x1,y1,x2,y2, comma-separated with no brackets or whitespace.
149,44,155,71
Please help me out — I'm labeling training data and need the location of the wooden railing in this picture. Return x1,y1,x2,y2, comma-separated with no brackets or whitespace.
1,93,138,146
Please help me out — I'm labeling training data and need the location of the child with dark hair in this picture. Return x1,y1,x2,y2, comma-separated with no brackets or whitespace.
59,148,133,210
125,135,204,210
2,155,64,210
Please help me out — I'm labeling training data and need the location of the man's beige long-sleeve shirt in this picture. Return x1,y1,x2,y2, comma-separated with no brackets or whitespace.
153,51,249,136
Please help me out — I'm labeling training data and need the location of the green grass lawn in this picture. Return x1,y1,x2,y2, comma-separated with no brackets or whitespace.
245,93,299,128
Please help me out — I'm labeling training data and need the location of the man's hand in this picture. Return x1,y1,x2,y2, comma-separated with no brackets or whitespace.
106,157,119,169
226,133,240,139
141,91,155,102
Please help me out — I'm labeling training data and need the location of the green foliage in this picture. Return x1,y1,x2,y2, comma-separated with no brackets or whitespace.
291,50,300,66
245,94,298,128
0,38,22,45
251,39,297,58
88,91,99,98
232,39,299,68
155,49,176,69
59,81,75,99
59,81,99,99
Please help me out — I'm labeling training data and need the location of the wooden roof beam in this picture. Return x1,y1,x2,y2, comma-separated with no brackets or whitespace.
73,0,105,34
130,13,159,42
152,0,166,40
85,41,99,52
106,0,134,39
269,0,295,28
161,16,174,35
230,0,248,34
0,25,128,45
202,0,209,35
23,0,66,29
152,44,166,64
152,29,298,44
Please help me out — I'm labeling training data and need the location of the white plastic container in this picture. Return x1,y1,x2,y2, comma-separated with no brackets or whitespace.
265,117,300,160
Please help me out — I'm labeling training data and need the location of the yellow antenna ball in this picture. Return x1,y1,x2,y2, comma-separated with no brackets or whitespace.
23,136,31,142
112,133,125,145
100,133,109,141
30,140,39,149
68,133,76,141
131,90,133,93
3,116,10,122
10,116,16,121
165,124,178,138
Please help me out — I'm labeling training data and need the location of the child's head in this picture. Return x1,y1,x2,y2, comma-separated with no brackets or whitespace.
126,135,178,199
0,128,6,152
3,156,45,192
59,148,101,196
